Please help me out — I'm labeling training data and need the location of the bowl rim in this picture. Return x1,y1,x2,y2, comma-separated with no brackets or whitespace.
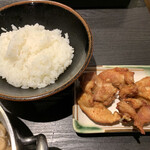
0,0,93,101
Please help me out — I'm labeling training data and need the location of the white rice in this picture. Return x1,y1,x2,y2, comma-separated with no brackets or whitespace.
0,24,74,89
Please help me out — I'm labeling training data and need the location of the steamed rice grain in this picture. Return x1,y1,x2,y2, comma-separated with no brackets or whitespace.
0,24,74,89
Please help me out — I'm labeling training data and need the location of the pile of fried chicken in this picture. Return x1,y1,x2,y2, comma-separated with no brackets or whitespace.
78,67,150,134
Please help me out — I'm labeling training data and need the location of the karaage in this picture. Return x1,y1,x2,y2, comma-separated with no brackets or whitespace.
136,77,150,101
78,93,121,124
124,98,146,109
117,98,150,134
93,75,117,106
78,93,94,107
98,67,134,89
117,100,137,121
134,105,150,134
79,73,118,107
119,84,138,99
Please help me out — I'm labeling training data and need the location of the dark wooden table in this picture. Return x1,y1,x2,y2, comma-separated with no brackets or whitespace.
1,0,150,150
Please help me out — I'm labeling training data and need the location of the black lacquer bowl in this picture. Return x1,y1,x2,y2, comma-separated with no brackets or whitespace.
0,1,93,101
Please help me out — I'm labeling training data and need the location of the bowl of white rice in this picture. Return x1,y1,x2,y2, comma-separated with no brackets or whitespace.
0,1,93,101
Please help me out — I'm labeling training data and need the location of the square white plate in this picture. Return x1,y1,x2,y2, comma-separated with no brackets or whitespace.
73,65,150,134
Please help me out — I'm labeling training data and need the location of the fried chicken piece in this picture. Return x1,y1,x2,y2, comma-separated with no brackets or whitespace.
136,77,150,101
79,72,96,94
117,99,150,134
117,98,146,120
80,72,118,107
137,97,150,105
124,98,146,110
134,105,150,134
93,76,117,106
78,93,121,124
78,93,94,107
98,67,134,89
119,84,138,99
117,100,137,121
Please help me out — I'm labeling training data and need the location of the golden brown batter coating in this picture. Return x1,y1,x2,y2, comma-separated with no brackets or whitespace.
119,84,138,99
98,67,134,89
124,98,146,109
93,76,117,106
136,77,150,101
117,100,137,121
134,105,150,134
78,93,121,124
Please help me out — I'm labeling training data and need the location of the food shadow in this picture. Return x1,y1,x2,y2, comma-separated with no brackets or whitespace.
77,131,150,144
88,55,97,67
49,147,62,150
0,84,74,122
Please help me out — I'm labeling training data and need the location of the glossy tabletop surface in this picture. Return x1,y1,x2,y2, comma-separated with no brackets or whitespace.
0,0,150,149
